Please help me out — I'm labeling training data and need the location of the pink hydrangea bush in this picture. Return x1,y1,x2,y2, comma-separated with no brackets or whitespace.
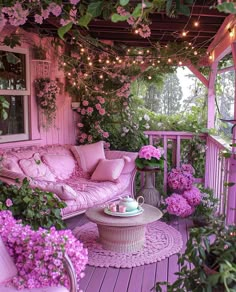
0,211,88,290
167,164,195,192
164,164,202,218
165,194,194,218
135,145,164,169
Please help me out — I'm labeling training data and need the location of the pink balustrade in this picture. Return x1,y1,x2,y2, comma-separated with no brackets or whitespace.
143,131,232,221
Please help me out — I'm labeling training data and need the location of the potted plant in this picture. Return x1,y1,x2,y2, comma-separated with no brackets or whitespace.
191,187,219,227
135,145,165,170
155,217,236,292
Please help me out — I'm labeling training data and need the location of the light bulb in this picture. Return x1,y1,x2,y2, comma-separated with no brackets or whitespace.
116,57,119,60
194,51,198,55
147,50,150,53
168,58,172,63
152,62,155,66
73,82,76,85
106,60,110,64
63,62,66,66
138,51,142,55
87,57,91,60
118,59,122,63
81,48,85,52
182,31,187,37
98,59,102,63
194,21,199,27
88,62,92,66
148,76,152,80
179,61,182,65
209,55,213,60
68,72,71,76
99,75,103,79
157,60,160,63
134,29,139,34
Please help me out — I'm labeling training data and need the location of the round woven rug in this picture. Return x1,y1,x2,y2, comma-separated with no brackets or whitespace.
73,221,183,268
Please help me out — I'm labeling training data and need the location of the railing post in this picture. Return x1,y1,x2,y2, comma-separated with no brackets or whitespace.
226,157,236,224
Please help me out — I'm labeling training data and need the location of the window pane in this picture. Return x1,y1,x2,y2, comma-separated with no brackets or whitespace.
0,50,26,90
0,96,26,135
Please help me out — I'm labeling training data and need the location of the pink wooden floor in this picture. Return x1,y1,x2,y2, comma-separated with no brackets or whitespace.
66,215,193,292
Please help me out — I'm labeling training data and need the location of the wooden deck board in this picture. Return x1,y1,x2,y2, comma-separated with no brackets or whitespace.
65,216,190,292
127,266,145,292
99,268,120,292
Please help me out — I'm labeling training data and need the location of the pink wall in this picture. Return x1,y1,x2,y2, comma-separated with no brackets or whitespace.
0,26,77,149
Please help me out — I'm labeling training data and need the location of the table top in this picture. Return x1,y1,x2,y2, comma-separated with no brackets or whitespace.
85,204,163,227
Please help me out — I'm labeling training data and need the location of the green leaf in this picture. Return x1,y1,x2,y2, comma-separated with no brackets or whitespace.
216,3,236,14
78,13,93,28
6,53,21,65
57,22,73,40
111,13,129,22
177,4,190,16
166,0,173,15
120,0,129,6
224,182,235,187
87,1,103,17
132,4,142,18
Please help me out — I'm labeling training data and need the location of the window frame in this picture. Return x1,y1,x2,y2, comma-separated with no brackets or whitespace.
0,46,30,143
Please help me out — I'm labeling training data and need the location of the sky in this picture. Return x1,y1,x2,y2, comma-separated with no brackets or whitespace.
177,67,195,100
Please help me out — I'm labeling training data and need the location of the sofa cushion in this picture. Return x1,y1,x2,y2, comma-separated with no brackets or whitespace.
105,150,138,174
1,155,23,174
19,153,55,182
71,141,105,174
42,154,75,180
0,169,27,182
91,158,125,182
0,237,17,284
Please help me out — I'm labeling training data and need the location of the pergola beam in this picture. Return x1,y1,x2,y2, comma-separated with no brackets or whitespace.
186,63,209,87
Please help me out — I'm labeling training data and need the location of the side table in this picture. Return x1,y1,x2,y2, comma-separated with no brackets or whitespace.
137,168,161,207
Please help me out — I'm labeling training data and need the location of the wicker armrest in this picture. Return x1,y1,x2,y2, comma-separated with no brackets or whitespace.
64,253,77,292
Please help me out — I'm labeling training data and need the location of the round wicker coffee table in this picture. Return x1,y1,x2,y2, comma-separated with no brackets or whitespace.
85,204,162,253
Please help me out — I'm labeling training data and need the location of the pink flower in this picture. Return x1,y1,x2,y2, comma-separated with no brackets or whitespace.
6,199,13,207
87,107,94,115
103,132,109,138
49,3,62,17
34,14,43,24
138,145,163,160
165,194,193,218
81,133,87,139
95,103,101,110
70,0,80,4
99,108,106,116
77,123,84,128
88,135,93,142
81,108,86,115
168,166,195,192
183,187,202,207
82,100,89,106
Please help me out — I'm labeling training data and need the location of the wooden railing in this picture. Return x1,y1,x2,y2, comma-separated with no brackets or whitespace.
144,131,231,220
204,135,230,216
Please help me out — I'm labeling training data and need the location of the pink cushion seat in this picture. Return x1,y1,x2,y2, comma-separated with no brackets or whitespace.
71,141,105,174
91,158,125,182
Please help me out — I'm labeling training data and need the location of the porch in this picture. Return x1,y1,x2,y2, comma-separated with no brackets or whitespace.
66,214,192,292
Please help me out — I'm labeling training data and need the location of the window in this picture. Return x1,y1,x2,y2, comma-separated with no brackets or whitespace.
0,46,30,143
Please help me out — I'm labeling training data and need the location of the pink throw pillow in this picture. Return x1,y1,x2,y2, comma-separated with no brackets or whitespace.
91,158,125,182
42,154,75,180
71,141,105,174
0,237,17,283
1,156,23,174
19,153,55,182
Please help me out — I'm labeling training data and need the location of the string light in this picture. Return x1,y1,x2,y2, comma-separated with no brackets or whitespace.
98,59,102,63
116,57,119,60
157,60,160,63
134,29,139,34
80,48,85,52
138,51,142,55
141,61,144,64
68,72,71,76
178,61,182,65
133,60,136,64
73,82,76,85
209,55,213,60
146,50,150,53
152,62,155,66
118,59,122,63
194,21,199,27
194,51,198,55
182,31,187,37
188,42,192,46
99,74,103,79
87,57,91,60
148,76,152,80
106,60,110,64
168,58,172,63
63,62,66,66
88,62,92,66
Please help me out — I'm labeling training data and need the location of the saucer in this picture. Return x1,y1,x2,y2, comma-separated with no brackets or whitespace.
104,206,144,217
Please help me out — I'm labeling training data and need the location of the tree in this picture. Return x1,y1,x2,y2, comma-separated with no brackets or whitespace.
160,73,183,115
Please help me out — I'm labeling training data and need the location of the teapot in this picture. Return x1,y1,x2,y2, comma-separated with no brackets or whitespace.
119,195,144,212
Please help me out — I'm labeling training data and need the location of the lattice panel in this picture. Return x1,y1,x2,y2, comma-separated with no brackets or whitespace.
32,60,51,79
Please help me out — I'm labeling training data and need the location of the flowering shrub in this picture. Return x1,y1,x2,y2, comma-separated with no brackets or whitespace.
135,145,164,170
165,194,194,218
0,211,88,290
35,78,60,128
0,178,66,230
163,164,202,218
167,164,195,192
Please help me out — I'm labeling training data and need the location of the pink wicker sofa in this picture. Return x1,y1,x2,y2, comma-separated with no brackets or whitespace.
0,143,137,219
